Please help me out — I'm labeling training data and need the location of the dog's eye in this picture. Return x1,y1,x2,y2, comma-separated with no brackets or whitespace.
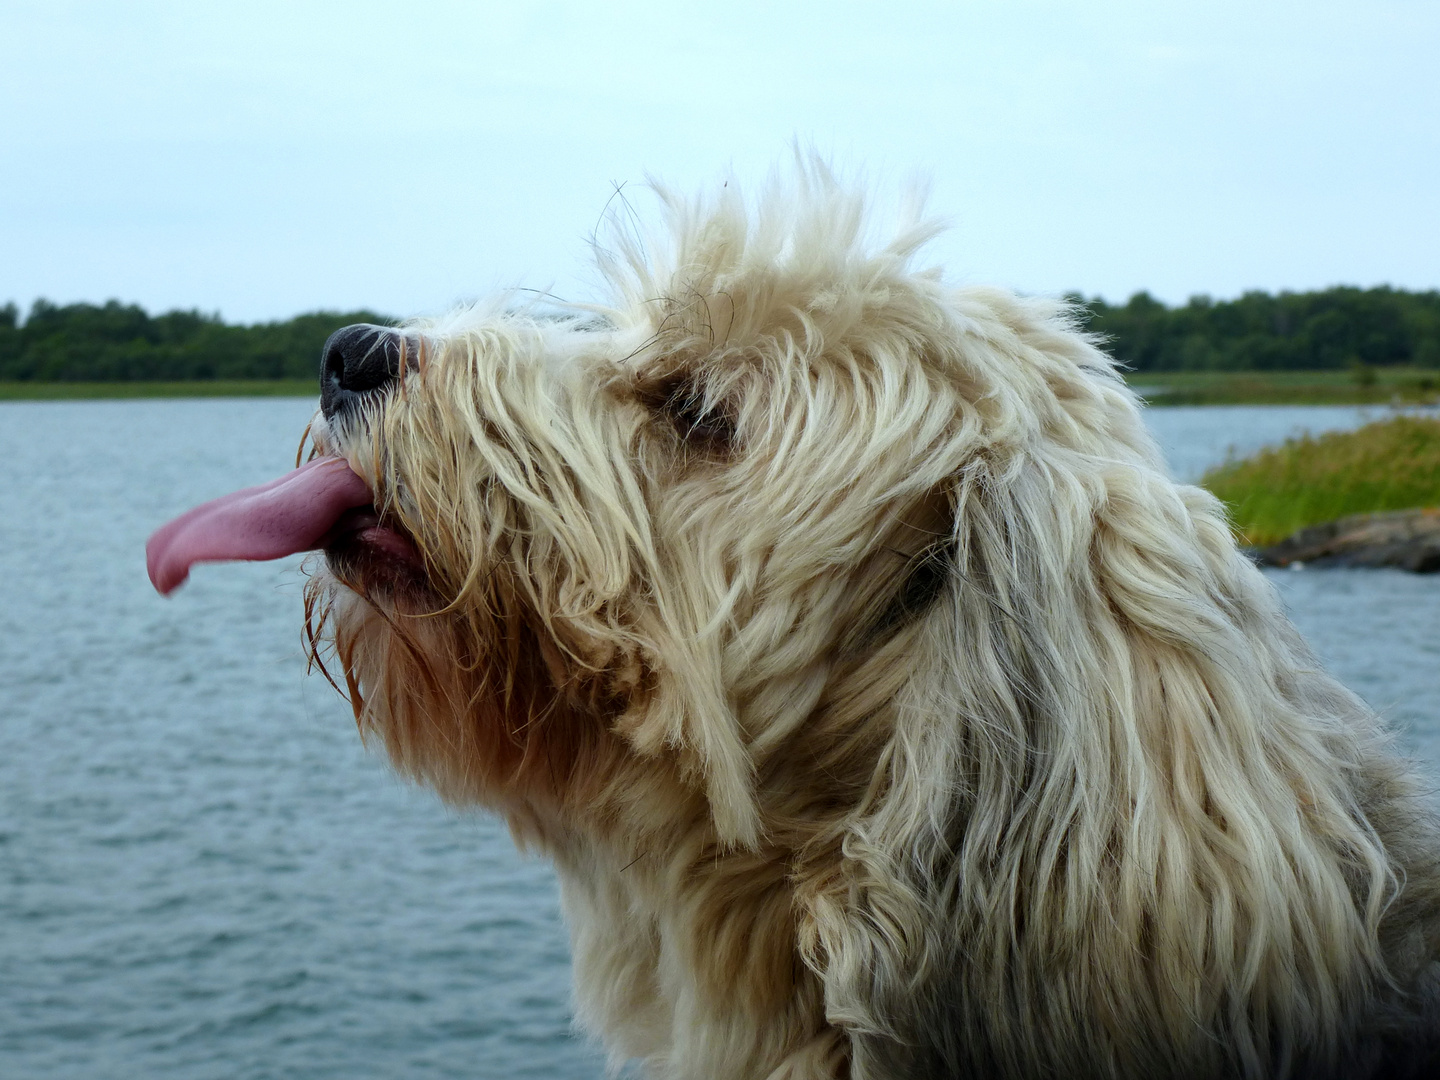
650,380,735,451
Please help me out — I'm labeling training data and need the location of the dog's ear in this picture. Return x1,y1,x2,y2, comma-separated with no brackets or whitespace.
797,452,1403,1075
796,461,1080,1075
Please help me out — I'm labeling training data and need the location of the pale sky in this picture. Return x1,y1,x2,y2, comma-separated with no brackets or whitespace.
2,0,1436,324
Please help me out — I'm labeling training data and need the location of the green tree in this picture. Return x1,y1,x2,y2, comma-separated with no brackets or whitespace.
1078,286,1440,374
0,300,392,382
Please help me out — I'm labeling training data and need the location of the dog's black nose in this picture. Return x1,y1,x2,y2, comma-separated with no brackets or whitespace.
320,324,407,419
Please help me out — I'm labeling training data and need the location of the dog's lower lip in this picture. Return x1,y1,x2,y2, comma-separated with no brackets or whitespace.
325,506,421,565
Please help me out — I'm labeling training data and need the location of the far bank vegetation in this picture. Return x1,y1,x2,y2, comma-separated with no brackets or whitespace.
0,286,1437,391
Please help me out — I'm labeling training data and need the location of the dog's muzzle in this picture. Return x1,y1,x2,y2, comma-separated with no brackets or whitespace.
321,324,412,421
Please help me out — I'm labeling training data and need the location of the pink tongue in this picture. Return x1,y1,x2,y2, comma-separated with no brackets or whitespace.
147,456,374,595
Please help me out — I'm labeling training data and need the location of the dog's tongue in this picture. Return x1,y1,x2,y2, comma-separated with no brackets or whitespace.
147,456,373,595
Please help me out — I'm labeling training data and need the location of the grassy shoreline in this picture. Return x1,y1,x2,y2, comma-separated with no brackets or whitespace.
1127,367,1440,406
5,368,1439,405
1202,416,1440,546
0,379,316,400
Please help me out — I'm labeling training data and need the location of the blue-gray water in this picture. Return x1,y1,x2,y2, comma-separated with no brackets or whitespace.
3,400,1440,1079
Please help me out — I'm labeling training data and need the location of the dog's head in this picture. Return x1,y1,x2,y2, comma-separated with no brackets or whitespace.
150,168,1418,1077
302,170,1154,848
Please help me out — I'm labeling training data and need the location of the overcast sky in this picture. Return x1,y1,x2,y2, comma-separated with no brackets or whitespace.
2,0,1436,323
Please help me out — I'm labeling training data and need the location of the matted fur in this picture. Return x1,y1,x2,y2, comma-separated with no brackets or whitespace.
304,164,1440,1079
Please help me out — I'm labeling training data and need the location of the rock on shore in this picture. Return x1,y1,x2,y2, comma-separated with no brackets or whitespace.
1252,508,1440,572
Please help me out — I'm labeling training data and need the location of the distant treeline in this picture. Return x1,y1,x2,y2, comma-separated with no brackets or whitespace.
3,286,1439,381
0,300,391,382
1078,286,1440,372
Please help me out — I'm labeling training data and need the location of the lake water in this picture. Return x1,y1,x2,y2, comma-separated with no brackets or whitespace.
4,400,1440,1079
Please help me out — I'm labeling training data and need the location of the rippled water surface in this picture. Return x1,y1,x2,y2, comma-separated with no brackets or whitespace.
3,399,1439,1079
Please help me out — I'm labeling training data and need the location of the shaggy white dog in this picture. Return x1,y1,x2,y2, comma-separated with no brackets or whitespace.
149,166,1440,1078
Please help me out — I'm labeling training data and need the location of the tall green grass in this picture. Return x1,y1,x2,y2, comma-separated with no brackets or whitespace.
1128,367,1440,406
0,379,316,400
1202,416,1440,546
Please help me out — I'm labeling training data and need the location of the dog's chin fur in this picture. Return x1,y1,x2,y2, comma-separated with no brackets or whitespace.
302,163,1440,1079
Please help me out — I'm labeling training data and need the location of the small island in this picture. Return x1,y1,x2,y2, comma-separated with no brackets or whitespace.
1202,416,1440,571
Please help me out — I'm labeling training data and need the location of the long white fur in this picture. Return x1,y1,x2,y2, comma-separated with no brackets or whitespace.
307,161,1440,1079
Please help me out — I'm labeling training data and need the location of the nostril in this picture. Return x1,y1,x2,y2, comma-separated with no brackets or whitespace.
322,334,348,385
